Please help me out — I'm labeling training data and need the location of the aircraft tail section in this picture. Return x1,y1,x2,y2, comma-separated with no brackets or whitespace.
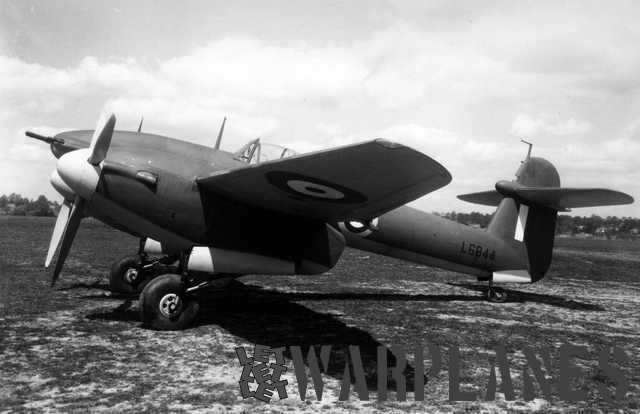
485,199,557,282
459,156,633,282
481,157,560,282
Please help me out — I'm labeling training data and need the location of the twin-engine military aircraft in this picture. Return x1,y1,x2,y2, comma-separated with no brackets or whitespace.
26,114,633,330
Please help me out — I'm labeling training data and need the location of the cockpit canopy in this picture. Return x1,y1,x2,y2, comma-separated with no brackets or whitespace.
234,138,298,164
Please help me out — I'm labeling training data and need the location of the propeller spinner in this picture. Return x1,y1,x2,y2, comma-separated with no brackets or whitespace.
29,113,116,285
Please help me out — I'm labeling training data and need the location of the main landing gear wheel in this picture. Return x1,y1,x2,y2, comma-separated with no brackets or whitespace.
109,255,150,294
139,274,199,330
486,286,508,303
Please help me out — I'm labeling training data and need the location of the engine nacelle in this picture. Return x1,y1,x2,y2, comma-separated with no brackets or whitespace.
187,247,296,275
146,222,345,276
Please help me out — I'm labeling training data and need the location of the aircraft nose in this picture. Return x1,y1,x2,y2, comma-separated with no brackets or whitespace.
57,148,100,200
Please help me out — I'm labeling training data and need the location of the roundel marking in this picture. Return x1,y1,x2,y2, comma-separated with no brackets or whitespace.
286,180,345,200
265,171,367,203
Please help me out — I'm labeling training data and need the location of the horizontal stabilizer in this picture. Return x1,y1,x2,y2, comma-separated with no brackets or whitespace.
515,187,633,209
459,183,634,210
457,190,502,207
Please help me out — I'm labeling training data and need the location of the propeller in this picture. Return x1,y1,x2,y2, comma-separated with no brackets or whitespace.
45,199,71,267
87,114,115,165
50,196,85,285
43,113,116,285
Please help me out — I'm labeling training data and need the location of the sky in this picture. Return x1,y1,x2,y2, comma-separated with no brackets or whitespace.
1,0,639,217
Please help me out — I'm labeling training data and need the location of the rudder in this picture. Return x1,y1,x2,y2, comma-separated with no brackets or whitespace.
485,157,560,282
459,154,633,283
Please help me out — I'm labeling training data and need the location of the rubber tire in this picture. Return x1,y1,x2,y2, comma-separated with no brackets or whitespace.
109,255,148,294
139,274,199,330
109,255,142,294
487,287,508,303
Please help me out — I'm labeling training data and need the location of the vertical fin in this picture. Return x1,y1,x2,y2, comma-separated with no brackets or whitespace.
487,198,518,240
489,157,560,282
214,117,226,150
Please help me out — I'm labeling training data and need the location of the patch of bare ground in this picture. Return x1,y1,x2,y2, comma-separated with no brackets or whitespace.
1,217,638,412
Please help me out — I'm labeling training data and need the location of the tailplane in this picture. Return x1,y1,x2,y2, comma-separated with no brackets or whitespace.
458,183,632,212
458,155,633,282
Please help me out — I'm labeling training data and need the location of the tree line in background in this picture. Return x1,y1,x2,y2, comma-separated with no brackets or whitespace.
0,193,60,217
438,211,640,239
1,194,638,238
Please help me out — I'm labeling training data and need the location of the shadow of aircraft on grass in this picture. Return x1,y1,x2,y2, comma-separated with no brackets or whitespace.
447,283,605,311
56,281,110,291
85,279,604,391
86,281,424,392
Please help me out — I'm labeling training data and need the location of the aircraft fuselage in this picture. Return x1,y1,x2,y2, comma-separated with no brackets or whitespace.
50,130,528,281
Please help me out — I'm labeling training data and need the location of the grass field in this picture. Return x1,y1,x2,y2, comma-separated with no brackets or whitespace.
1,216,639,413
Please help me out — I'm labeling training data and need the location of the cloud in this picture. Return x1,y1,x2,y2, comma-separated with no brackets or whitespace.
103,97,278,144
550,138,640,176
161,37,368,102
510,114,591,136
315,122,345,137
7,142,51,163
0,36,372,145
359,21,506,109
1,124,71,160
1,5,638,216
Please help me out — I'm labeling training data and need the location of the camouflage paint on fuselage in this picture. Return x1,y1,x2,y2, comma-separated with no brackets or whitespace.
53,130,243,175
52,130,245,245
50,129,530,279
341,205,526,279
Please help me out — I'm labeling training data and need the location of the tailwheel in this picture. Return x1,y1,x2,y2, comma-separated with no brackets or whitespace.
486,286,508,303
109,255,150,294
139,273,199,330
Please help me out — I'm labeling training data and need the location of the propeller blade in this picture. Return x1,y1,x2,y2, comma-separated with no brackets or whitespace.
87,113,116,165
45,200,72,267
51,196,85,286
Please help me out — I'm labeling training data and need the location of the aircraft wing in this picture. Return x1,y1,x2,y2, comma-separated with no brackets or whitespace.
197,139,451,220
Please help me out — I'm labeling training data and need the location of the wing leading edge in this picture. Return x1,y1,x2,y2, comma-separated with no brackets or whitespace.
197,139,451,220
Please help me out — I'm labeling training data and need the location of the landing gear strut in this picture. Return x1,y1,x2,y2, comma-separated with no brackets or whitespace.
134,244,238,329
109,241,180,294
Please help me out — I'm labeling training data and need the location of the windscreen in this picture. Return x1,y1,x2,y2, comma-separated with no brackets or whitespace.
234,139,297,164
